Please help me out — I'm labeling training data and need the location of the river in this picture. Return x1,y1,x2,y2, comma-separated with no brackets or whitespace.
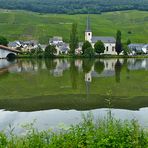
0,58,148,134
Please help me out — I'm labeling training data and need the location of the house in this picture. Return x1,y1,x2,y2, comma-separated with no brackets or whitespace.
38,44,47,51
8,40,38,52
49,36,69,55
85,16,116,55
49,36,63,45
21,40,38,52
55,43,70,55
128,43,148,54
75,42,83,55
8,41,22,50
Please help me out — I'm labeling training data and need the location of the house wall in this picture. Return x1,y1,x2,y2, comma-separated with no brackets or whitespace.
92,43,116,55
104,43,116,55
0,48,16,58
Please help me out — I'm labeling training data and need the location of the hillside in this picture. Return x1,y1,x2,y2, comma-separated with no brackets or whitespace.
0,0,148,14
0,10,148,43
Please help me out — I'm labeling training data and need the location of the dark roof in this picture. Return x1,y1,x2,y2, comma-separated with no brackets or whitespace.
8,41,21,47
128,44,146,51
91,36,116,43
58,43,69,52
0,45,21,53
49,37,63,43
128,43,146,48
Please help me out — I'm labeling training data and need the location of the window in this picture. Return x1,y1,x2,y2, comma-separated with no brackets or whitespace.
88,33,90,36
106,46,109,51
112,47,115,51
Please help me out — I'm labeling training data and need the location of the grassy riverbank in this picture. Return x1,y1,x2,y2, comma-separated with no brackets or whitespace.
17,54,148,59
0,10,148,43
0,114,148,147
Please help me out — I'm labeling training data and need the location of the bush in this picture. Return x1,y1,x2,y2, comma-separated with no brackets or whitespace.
0,113,148,147
83,47,95,58
0,36,8,46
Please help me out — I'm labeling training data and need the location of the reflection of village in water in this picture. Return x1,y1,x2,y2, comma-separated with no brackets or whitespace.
0,58,148,80
0,58,148,111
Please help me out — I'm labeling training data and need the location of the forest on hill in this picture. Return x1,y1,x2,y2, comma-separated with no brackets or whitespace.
0,0,148,14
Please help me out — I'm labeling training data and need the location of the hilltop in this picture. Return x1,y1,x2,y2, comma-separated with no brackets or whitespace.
0,10,148,43
0,0,147,14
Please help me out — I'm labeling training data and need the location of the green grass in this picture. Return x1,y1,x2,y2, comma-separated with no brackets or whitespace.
0,9,148,43
0,114,148,147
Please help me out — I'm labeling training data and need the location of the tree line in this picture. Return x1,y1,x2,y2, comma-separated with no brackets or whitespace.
0,0,147,14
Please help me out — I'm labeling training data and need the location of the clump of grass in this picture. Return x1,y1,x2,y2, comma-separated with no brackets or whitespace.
0,113,148,148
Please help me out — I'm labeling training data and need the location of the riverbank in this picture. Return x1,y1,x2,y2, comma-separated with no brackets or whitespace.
0,114,148,147
17,54,148,59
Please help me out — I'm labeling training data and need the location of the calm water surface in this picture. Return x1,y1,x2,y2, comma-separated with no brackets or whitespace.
0,58,148,134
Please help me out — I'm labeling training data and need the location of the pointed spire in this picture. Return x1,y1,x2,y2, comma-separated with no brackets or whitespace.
86,15,91,32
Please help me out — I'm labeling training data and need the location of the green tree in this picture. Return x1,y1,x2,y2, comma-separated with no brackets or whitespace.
83,47,94,57
127,39,131,45
0,36,8,46
94,41,105,55
82,41,92,55
35,46,43,57
44,44,57,58
115,30,122,55
122,44,131,55
69,23,78,55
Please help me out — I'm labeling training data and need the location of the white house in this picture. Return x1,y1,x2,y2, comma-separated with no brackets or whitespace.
49,36,70,55
85,17,117,55
49,36,63,45
8,40,38,52
128,43,148,54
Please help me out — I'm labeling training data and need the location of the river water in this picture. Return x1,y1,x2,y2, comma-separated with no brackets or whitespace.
0,58,148,134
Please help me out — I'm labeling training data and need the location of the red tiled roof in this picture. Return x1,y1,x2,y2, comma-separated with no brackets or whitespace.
0,45,21,53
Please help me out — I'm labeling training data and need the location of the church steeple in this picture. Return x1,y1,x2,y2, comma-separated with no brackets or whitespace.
85,16,92,42
86,16,91,32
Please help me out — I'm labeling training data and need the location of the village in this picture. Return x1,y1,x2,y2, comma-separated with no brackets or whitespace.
0,17,148,59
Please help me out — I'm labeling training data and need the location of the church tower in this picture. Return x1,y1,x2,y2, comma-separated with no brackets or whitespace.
85,16,92,43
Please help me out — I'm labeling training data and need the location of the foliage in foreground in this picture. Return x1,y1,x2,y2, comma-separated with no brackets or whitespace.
0,113,148,148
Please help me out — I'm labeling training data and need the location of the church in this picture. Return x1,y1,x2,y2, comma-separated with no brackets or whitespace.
85,17,117,55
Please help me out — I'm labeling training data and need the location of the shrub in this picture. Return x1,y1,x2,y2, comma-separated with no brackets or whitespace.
0,114,148,147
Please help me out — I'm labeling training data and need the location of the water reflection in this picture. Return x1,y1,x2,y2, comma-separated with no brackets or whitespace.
1,58,148,76
0,58,148,133
0,58,148,111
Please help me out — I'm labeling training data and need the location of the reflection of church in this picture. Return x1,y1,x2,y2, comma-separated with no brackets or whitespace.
85,72,92,82
85,72,92,97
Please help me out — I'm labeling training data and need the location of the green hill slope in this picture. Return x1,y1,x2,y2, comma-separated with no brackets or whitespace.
0,10,148,43
0,0,148,14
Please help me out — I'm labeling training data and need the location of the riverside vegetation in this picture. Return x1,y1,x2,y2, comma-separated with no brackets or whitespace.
0,113,148,147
